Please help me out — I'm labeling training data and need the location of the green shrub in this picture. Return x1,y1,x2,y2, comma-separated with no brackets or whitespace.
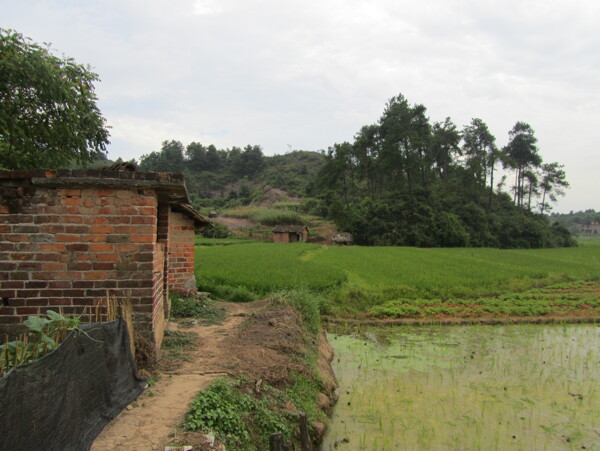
268,288,322,335
183,378,288,451
202,222,230,239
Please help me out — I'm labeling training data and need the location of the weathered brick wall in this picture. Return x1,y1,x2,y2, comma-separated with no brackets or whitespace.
0,183,162,346
167,210,197,293
156,205,170,327
273,233,290,243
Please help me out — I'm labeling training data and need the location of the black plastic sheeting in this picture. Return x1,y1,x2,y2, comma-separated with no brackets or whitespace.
0,319,146,451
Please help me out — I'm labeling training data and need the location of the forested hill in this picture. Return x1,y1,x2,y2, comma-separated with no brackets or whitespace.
137,143,326,205
136,93,576,249
314,94,574,249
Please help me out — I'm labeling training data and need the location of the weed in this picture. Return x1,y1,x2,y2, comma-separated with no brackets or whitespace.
162,330,196,361
197,279,258,303
183,378,289,451
170,294,225,324
268,288,323,335
147,376,161,387
285,373,325,422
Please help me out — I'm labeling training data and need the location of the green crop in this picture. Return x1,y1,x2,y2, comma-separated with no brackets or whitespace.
195,242,600,317
1,310,80,376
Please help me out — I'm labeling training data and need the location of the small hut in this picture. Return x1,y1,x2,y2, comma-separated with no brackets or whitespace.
272,225,309,243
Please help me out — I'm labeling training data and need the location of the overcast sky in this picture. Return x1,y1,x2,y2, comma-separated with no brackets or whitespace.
3,0,599,212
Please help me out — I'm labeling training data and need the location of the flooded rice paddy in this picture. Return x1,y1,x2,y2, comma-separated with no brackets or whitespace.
323,324,600,450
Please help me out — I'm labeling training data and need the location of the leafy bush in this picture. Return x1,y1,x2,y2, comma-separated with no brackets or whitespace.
0,310,80,376
202,222,230,239
272,202,301,211
183,379,288,451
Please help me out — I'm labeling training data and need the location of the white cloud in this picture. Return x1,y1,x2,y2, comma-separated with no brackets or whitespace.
192,0,224,16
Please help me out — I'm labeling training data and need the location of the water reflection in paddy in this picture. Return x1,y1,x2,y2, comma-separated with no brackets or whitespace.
323,324,600,450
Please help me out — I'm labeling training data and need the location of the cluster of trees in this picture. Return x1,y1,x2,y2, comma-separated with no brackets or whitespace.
139,141,266,178
139,140,265,202
315,94,573,248
0,29,110,170
138,140,325,205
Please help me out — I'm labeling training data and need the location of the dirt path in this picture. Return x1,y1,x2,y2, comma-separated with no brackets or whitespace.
91,302,251,451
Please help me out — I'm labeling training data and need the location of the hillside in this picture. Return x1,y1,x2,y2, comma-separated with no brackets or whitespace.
136,141,325,204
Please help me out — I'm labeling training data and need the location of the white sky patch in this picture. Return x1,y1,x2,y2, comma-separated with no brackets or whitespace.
192,0,224,16
107,115,204,159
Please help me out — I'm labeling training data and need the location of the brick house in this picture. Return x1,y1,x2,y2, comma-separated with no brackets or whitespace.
0,169,210,353
272,225,309,243
580,222,600,235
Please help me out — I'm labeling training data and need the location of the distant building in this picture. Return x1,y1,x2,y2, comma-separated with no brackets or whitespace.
331,232,353,245
580,222,600,235
272,225,309,243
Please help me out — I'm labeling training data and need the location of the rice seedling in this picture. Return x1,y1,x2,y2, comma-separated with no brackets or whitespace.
195,241,600,316
322,324,600,450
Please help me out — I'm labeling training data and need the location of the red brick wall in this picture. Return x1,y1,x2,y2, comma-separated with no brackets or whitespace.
273,232,291,243
0,185,164,347
157,204,170,322
167,210,197,293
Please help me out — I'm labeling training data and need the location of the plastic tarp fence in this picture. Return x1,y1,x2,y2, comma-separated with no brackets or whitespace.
0,319,146,451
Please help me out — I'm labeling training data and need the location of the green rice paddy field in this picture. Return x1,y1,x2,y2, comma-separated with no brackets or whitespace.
195,240,600,450
195,241,600,319
323,323,600,450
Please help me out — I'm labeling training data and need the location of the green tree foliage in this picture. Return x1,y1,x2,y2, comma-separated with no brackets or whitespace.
431,117,461,182
461,118,499,209
503,121,542,209
138,140,185,172
316,93,573,248
0,29,110,169
538,162,569,214
138,140,326,208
